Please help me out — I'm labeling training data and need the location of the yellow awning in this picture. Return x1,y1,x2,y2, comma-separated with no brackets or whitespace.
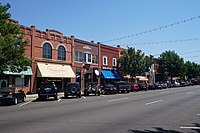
37,62,75,78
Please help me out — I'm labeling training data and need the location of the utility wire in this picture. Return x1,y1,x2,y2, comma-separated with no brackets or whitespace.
100,16,200,43
149,50,200,58
122,37,200,46
180,50,200,55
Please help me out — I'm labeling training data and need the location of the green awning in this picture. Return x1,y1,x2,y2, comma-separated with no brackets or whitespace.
3,66,33,76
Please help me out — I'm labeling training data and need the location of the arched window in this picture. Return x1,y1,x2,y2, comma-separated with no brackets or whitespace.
42,43,52,59
57,45,66,61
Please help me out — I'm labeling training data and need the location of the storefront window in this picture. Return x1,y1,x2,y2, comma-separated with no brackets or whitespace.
58,45,66,61
15,77,24,86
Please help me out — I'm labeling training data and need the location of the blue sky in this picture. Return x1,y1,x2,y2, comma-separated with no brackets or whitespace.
1,0,200,63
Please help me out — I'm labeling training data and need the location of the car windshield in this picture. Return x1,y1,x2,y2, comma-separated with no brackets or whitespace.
40,84,55,89
67,84,79,88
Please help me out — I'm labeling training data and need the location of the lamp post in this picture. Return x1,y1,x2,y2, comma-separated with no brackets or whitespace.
81,62,86,94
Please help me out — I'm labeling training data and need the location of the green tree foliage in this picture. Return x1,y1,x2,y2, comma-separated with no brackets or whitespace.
118,47,153,78
0,3,31,72
159,50,184,79
185,61,200,79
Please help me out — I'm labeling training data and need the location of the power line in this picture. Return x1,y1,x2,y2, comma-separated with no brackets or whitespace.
180,50,200,55
100,16,200,43
122,37,200,46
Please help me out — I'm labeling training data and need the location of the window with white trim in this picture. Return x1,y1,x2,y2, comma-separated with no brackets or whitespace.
113,58,117,66
42,43,52,59
84,53,92,64
57,45,66,61
103,56,108,65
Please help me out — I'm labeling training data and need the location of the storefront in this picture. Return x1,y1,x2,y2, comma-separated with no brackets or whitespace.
0,66,33,93
36,62,76,92
76,66,99,91
100,69,123,85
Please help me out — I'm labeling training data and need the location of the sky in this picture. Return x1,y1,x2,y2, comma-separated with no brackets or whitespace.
1,0,200,63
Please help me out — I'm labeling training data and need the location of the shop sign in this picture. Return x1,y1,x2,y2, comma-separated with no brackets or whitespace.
83,45,91,50
47,66,66,75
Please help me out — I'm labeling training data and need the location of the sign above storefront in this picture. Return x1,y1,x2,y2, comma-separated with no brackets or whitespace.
83,45,91,50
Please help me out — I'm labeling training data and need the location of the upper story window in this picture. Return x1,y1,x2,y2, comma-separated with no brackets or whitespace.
57,45,66,61
103,56,108,65
75,51,84,62
84,53,92,64
112,58,117,67
42,43,52,59
92,54,98,64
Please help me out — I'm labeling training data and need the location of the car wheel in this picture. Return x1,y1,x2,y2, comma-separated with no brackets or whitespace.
13,97,18,105
22,96,26,102
77,93,81,98
64,94,68,99
54,95,58,100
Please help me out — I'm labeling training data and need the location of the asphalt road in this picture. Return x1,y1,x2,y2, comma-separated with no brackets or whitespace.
0,86,200,133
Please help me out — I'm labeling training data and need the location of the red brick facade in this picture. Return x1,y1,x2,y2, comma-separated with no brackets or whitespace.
21,25,75,93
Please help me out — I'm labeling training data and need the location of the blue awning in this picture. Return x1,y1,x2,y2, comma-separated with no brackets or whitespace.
101,70,123,79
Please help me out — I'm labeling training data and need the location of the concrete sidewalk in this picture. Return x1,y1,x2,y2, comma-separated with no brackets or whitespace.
26,92,64,101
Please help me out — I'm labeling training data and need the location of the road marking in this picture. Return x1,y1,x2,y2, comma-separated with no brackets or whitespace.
187,92,193,95
19,101,32,107
180,126,200,129
145,100,163,105
108,97,128,102
197,114,200,116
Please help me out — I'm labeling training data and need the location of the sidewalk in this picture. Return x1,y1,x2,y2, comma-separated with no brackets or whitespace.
26,92,64,101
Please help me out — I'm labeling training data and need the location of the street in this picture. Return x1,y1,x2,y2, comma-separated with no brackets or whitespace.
0,86,200,133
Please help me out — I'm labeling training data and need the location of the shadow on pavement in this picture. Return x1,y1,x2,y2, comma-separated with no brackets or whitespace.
192,123,200,133
128,127,182,133
32,98,56,102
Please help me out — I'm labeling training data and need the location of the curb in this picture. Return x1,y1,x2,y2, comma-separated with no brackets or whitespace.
26,93,64,101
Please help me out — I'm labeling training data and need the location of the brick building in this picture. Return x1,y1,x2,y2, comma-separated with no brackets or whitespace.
21,25,76,93
0,19,129,94
73,39,100,91
100,44,123,85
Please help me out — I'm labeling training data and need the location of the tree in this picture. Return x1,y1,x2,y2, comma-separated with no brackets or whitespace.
185,61,200,79
0,3,31,72
159,50,184,80
118,47,153,78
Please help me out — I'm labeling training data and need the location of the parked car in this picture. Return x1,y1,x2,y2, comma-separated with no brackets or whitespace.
171,81,181,87
115,81,131,93
129,82,139,92
84,82,100,96
64,83,81,98
154,81,167,89
148,83,156,90
0,87,26,105
138,83,148,91
38,82,58,100
101,83,116,95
